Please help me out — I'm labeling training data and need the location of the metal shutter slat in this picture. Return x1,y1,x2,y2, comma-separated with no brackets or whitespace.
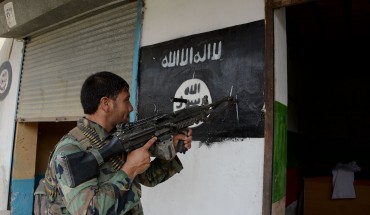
17,2,137,121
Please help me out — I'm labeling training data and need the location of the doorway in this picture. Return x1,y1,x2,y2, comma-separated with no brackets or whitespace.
285,0,370,214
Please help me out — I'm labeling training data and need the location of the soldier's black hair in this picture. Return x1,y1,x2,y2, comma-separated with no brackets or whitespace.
80,71,129,114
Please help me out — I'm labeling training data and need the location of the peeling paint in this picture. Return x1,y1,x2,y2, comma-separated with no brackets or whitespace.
11,179,35,215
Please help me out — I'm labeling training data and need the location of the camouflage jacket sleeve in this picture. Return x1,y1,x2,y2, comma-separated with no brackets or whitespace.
137,156,183,187
53,137,140,215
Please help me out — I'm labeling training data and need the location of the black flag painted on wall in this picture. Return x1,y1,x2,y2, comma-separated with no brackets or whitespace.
138,20,265,143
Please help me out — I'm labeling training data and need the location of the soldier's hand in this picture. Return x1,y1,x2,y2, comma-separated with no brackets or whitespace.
122,137,157,180
173,128,192,153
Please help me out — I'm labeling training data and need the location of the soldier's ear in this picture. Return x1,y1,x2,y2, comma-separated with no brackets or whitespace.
100,97,111,113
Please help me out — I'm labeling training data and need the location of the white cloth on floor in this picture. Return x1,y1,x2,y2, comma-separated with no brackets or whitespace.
332,161,361,199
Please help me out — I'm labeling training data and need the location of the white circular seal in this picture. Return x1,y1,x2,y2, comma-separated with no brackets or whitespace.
173,78,212,128
0,61,12,101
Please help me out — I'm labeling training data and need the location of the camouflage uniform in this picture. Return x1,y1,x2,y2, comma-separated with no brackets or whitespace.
45,117,183,215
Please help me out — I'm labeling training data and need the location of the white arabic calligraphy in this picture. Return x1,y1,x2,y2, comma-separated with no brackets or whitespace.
174,79,212,128
161,41,222,68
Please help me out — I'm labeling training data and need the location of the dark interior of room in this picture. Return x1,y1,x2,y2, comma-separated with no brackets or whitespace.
287,0,370,178
286,0,370,213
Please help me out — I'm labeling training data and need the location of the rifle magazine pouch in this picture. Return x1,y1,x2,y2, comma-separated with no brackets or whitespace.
154,139,176,160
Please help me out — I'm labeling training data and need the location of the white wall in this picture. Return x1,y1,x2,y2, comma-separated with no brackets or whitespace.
274,8,287,106
141,0,264,46
0,38,5,49
0,38,24,210
140,0,265,214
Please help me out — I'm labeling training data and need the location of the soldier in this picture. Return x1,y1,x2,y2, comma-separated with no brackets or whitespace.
40,71,192,214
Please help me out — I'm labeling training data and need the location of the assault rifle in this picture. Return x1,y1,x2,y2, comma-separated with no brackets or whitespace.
58,95,237,187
